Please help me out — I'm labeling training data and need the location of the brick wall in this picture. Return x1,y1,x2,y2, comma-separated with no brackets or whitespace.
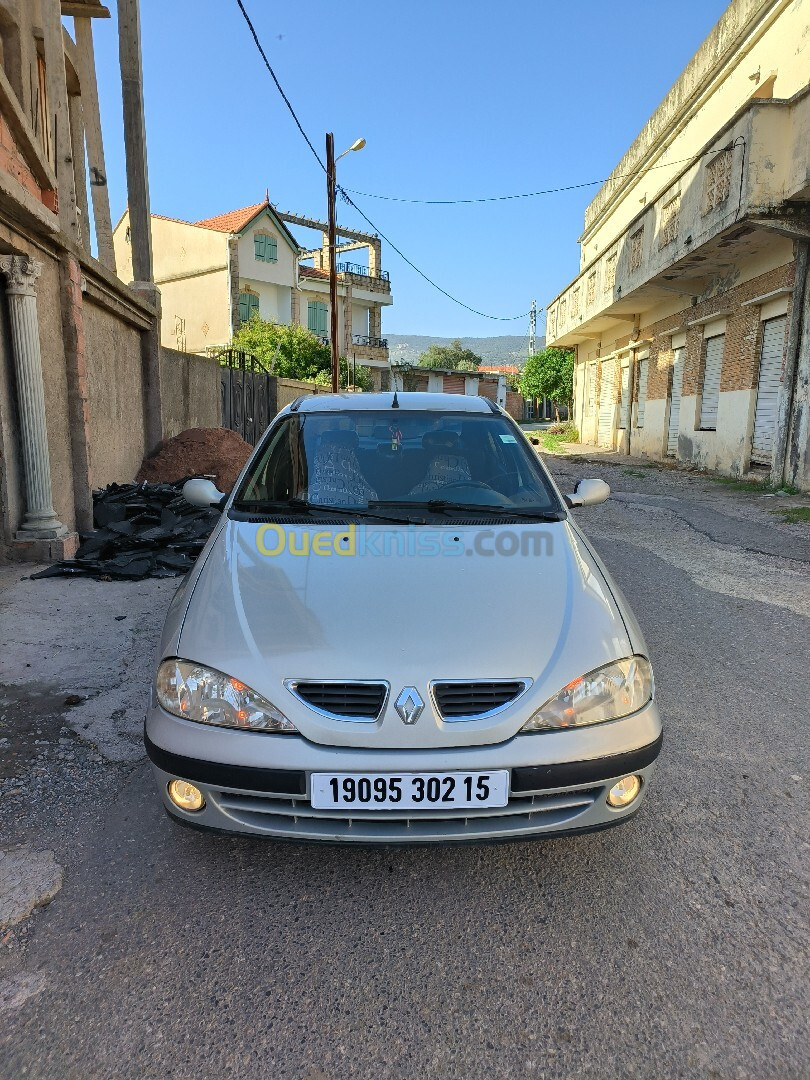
631,263,795,401
505,390,524,421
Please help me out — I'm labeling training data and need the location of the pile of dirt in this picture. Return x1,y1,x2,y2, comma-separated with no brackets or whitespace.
136,427,252,493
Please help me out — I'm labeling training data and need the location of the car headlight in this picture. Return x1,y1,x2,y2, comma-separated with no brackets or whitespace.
156,659,297,733
520,656,653,733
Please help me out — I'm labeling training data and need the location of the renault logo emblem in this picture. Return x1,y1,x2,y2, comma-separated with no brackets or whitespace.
394,687,424,725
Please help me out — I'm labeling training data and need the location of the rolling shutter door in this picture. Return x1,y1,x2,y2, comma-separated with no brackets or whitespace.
700,335,724,429
619,361,630,429
597,360,615,447
751,316,786,465
667,346,684,455
443,374,466,394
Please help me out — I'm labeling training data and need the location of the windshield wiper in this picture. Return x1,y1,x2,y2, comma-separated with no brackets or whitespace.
232,499,422,524
370,499,566,522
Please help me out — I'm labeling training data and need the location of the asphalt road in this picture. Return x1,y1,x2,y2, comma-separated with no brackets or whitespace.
1,459,808,1079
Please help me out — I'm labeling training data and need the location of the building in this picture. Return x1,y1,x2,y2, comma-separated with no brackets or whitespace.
112,198,394,386
545,0,810,491
389,365,525,422
0,0,181,562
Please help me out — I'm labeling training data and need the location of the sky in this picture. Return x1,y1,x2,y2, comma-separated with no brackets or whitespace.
90,0,729,340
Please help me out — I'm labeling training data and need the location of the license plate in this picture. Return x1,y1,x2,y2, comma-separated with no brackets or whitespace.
310,771,509,810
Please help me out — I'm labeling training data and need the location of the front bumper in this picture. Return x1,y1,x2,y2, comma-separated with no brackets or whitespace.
145,701,662,843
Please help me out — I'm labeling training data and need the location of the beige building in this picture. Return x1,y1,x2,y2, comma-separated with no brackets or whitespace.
545,0,810,491
113,198,394,386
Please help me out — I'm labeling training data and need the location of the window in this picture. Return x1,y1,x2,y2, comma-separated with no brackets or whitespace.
604,251,617,293
238,291,259,323
586,271,597,305
700,334,724,429
307,300,328,335
235,411,562,513
704,150,732,214
636,359,649,428
659,194,680,248
254,234,278,262
629,227,644,272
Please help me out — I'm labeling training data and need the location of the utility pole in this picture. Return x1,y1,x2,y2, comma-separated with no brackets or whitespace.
326,132,339,393
529,299,537,357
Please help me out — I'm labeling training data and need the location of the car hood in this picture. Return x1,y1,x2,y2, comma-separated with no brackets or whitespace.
174,519,634,749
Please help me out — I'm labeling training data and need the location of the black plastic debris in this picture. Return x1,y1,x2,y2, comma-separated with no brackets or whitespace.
32,480,220,582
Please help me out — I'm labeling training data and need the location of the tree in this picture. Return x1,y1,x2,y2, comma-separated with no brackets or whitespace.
231,316,331,382
518,348,574,418
417,339,482,371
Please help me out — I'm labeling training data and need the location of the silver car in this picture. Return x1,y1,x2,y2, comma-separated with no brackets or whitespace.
146,392,661,843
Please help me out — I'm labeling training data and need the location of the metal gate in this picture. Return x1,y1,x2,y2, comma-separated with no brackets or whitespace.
597,359,615,447
750,316,787,465
667,346,684,456
218,349,276,446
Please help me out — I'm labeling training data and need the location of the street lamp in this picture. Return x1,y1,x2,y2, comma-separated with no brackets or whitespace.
326,133,365,392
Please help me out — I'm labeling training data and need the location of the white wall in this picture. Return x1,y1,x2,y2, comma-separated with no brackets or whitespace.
237,210,298,289
242,278,292,324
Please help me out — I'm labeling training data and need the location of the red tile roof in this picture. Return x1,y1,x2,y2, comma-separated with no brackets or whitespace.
194,201,266,233
299,265,329,280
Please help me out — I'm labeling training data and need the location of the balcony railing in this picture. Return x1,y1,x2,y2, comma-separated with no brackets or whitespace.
337,261,390,282
352,335,388,349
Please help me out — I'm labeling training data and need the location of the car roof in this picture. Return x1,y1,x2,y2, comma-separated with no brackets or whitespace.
292,392,496,414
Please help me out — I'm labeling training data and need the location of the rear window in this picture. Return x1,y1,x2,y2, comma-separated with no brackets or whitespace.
234,410,561,515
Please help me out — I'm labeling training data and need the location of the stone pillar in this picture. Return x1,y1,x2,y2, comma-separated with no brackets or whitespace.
0,256,67,539
369,304,382,342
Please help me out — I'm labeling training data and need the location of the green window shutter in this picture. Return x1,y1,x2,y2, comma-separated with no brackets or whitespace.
254,234,266,261
249,293,260,318
238,292,250,322
307,301,318,332
267,236,278,262
317,303,328,335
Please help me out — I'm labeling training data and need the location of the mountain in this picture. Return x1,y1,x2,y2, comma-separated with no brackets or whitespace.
384,335,545,368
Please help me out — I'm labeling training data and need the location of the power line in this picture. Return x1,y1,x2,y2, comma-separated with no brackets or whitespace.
233,0,531,322
342,146,737,205
338,186,532,321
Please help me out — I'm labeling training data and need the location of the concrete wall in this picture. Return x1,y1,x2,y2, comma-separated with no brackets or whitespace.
276,377,321,411
161,348,222,440
83,297,146,488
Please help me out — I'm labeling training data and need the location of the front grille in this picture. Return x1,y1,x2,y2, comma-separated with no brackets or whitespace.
432,680,527,720
286,680,388,721
214,786,602,841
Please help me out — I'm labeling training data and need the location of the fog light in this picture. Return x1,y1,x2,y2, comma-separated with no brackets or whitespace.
607,774,641,808
167,779,205,812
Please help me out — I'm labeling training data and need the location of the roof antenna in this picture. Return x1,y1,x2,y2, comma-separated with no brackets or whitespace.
392,389,400,409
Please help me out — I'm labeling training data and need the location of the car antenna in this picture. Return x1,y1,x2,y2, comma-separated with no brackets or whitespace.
391,390,400,409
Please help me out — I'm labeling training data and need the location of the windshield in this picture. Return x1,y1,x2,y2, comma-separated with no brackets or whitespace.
233,410,563,516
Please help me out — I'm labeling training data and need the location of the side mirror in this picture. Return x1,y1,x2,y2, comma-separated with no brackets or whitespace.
566,478,610,508
182,477,226,509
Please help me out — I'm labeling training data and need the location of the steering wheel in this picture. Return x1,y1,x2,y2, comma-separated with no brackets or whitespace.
440,473,513,491
437,480,495,491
